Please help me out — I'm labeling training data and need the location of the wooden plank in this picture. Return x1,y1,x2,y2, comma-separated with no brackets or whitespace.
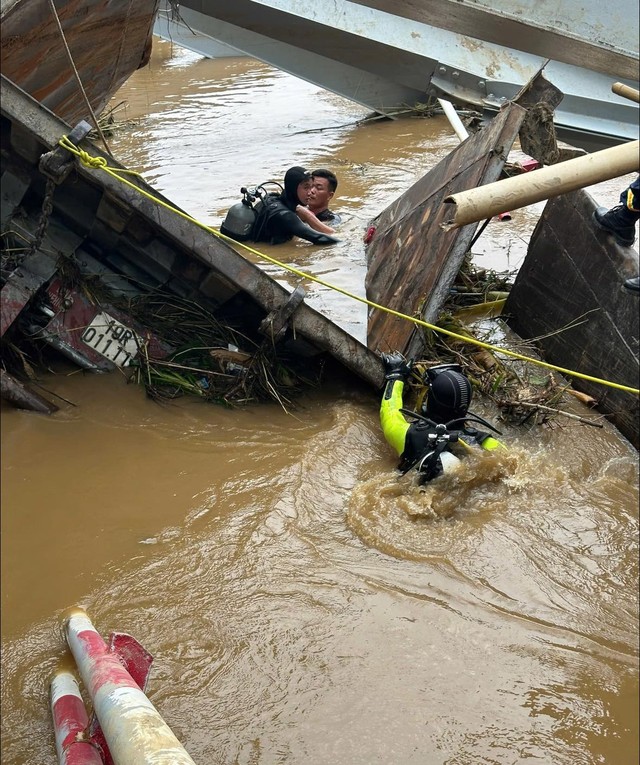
505,190,639,448
0,369,58,414
365,102,526,356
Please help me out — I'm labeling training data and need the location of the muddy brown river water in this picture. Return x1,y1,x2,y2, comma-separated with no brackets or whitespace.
1,39,638,765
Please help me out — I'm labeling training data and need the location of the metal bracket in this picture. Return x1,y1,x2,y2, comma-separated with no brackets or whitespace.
259,285,306,342
26,121,93,258
38,120,92,184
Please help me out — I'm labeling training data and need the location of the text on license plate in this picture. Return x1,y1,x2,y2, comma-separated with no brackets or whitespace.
81,312,140,367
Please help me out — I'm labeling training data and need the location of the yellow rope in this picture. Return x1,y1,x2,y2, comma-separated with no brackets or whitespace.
57,136,640,396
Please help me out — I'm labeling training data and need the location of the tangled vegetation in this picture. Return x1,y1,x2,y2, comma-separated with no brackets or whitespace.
121,291,320,410
414,258,600,428
4,254,321,411
87,101,138,140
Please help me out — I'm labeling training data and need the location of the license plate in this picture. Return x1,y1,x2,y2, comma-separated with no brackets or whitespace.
81,312,141,367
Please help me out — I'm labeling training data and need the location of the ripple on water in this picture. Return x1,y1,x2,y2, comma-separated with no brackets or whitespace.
346,446,521,560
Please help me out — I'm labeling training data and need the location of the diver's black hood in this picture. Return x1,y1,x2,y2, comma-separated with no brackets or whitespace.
281,166,310,210
424,370,472,424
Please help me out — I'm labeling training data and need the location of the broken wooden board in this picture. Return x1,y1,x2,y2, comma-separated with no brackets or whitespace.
505,189,639,448
366,102,526,358
0,369,58,414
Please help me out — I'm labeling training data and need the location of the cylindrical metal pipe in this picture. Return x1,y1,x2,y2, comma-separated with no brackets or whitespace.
437,98,470,142
63,608,197,765
443,140,640,228
50,670,103,765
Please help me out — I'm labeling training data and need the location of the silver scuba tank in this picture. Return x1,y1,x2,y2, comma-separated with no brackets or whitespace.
439,450,462,474
220,200,256,241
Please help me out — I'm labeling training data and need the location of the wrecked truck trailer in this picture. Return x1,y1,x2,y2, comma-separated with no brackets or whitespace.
0,75,385,413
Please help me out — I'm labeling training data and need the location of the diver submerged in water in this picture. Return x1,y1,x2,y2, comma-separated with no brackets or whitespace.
380,353,504,483
221,166,340,246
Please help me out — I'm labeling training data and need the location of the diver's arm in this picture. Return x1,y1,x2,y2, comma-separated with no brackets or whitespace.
273,207,339,244
380,379,410,455
463,426,505,451
479,435,505,451
296,205,336,235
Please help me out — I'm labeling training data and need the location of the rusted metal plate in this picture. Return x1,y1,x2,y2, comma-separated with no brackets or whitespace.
505,190,639,448
0,0,159,125
366,102,526,357
0,251,58,336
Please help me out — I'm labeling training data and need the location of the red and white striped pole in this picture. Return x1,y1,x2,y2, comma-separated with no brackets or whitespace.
62,608,197,765
50,670,103,765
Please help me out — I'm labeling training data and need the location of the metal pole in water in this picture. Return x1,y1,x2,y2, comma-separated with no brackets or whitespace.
62,608,197,765
50,670,103,765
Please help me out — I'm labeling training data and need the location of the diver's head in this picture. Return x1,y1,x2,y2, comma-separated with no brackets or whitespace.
283,166,311,207
423,364,472,424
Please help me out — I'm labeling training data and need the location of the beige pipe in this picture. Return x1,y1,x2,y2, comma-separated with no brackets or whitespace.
612,82,640,103
442,140,640,229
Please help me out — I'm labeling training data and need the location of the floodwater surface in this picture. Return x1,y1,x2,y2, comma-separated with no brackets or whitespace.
1,39,638,765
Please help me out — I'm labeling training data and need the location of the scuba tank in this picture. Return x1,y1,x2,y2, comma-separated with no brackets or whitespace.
220,183,284,242
399,410,503,485
220,193,257,241
439,450,462,474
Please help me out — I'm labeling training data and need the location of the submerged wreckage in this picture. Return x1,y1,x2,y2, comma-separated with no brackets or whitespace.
3,0,383,413
0,11,638,447
0,74,384,414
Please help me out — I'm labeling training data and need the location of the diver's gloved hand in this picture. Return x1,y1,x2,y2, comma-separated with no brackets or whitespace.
313,233,340,245
381,352,413,382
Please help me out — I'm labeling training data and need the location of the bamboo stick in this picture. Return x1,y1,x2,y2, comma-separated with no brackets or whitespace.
504,399,604,427
612,82,640,103
442,140,640,228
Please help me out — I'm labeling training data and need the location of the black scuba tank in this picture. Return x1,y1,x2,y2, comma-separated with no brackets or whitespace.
220,199,256,242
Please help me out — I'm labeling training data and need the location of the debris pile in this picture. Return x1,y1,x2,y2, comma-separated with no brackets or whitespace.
1,252,321,411
415,260,601,428
121,291,320,408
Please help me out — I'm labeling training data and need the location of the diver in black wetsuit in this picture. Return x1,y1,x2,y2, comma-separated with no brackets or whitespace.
254,166,340,246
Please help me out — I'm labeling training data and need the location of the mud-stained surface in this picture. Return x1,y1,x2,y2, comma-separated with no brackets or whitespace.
1,38,638,765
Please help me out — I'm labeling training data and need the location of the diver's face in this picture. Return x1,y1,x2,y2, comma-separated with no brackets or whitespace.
297,179,311,204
